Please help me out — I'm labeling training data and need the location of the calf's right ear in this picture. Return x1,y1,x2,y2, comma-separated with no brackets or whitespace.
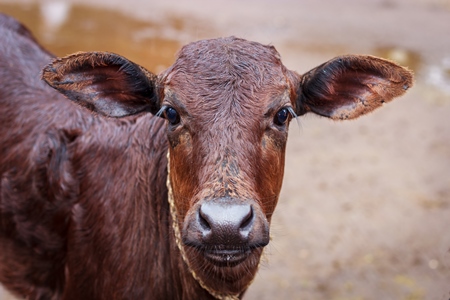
42,52,161,117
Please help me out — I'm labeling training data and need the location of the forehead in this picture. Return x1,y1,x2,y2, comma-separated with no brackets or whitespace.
162,37,290,104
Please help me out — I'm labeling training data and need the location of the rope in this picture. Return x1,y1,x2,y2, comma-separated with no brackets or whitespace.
166,151,240,300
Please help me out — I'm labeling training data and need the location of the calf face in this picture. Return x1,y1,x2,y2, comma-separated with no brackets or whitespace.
42,36,413,296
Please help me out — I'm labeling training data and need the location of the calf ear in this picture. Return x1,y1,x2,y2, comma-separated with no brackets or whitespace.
296,55,413,120
42,52,160,117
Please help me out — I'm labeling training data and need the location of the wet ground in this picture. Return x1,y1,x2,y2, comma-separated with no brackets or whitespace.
1,0,449,299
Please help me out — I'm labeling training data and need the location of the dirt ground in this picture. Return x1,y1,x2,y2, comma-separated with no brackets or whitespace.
0,0,449,299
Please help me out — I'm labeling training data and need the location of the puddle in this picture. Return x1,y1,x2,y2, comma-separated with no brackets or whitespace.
374,46,422,73
0,2,184,73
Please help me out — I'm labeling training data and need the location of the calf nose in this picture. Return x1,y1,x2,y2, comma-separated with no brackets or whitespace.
182,198,270,249
199,202,253,244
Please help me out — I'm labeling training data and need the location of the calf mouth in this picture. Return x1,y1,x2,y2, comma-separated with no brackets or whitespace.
203,247,252,267
184,243,267,267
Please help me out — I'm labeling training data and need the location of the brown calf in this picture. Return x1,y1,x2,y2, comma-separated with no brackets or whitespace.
0,13,413,300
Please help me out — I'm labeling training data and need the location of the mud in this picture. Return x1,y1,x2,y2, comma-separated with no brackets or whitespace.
0,0,449,299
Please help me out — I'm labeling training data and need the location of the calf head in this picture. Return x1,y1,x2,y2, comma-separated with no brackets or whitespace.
42,37,413,296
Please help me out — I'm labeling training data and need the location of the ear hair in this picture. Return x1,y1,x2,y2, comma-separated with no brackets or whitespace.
42,52,161,117
296,55,413,120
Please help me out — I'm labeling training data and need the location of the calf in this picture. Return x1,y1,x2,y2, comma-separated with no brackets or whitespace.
0,13,413,300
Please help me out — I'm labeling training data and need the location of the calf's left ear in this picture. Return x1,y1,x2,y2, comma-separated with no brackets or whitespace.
295,55,413,120
42,52,160,117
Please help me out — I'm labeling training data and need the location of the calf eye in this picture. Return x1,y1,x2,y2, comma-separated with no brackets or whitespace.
166,107,180,125
274,108,289,126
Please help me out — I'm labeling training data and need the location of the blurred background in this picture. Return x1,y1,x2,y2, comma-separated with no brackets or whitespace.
0,0,449,299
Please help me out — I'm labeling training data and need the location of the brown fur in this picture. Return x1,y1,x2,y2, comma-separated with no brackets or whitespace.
0,13,413,300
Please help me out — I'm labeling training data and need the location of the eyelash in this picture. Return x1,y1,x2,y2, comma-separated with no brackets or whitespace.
274,107,297,126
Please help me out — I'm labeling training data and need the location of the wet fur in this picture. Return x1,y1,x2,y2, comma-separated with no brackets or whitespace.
0,13,208,300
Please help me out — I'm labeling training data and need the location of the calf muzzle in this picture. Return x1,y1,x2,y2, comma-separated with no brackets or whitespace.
182,198,270,266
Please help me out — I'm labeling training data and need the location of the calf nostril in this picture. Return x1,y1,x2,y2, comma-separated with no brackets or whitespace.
239,205,254,232
198,208,212,231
